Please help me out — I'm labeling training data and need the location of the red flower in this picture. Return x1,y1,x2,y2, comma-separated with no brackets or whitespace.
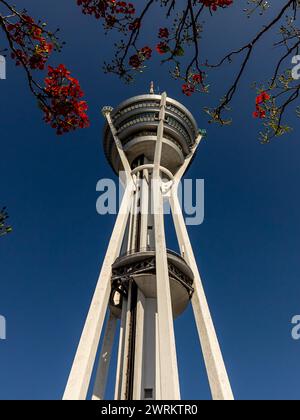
159,28,169,39
156,42,169,55
253,108,266,119
77,0,136,25
253,91,270,120
140,46,152,59
253,105,266,120
43,65,90,135
129,46,152,69
256,91,271,105
182,83,195,97
199,0,233,11
7,15,54,70
129,54,142,69
192,73,203,84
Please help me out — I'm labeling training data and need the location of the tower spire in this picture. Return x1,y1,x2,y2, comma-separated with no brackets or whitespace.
150,81,154,94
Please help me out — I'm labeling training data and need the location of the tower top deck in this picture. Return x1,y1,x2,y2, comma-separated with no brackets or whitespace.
103,93,199,175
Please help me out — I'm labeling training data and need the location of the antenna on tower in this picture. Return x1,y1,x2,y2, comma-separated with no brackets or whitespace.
150,81,154,94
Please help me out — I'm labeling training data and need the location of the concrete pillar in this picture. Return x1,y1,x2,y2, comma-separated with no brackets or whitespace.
132,290,145,400
92,312,118,400
103,110,132,182
63,185,133,400
140,169,149,250
131,172,140,252
152,92,181,400
114,299,128,400
169,187,234,401
120,283,133,400
142,299,157,400
155,312,162,400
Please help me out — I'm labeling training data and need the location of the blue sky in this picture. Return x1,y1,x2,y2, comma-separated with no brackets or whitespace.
1,0,300,400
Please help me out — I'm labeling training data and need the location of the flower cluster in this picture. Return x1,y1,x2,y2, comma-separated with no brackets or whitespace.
182,84,195,97
156,27,170,55
182,73,204,96
3,9,89,135
43,65,90,135
7,15,54,70
253,91,271,119
156,31,185,62
156,42,169,55
199,0,233,11
129,46,152,69
159,27,169,39
77,0,135,28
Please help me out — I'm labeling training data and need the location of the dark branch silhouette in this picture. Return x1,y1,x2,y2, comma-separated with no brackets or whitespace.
1,0,300,143
78,0,300,143
0,0,89,135
0,207,12,237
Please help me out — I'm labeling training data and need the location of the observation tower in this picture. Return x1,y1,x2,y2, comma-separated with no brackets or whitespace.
63,87,233,401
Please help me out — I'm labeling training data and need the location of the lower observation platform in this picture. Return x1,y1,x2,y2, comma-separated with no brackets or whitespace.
110,248,194,319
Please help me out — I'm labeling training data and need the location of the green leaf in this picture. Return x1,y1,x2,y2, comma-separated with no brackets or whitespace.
174,46,185,57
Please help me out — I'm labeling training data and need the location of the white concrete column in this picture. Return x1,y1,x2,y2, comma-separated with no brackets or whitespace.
103,110,132,182
131,172,140,252
140,298,157,400
147,171,155,249
127,192,135,252
132,289,145,400
169,187,234,401
152,92,181,400
120,283,133,400
92,312,118,400
155,311,162,400
140,169,149,250
63,185,133,400
114,299,128,400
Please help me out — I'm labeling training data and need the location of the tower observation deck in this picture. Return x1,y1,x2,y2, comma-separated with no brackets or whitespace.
63,90,234,401
103,94,198,176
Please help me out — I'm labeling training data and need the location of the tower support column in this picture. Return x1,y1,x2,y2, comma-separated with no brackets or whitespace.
152,92,180,400
92,312,118,400
114,298,128,400
170,185,234,401
63,184,133,400
132,290,145,400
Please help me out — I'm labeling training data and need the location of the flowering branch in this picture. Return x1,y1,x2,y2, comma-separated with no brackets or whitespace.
205,0,299,142
78,0,300,143
0,0,90,135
